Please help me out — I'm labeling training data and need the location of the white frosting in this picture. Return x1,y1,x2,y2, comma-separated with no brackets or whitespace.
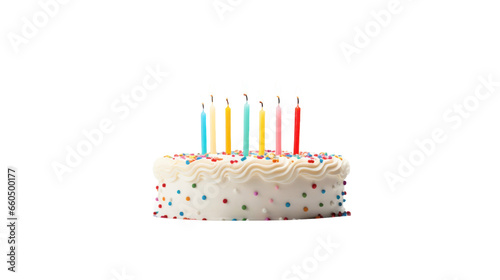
154,154,350,184
153,152,350,220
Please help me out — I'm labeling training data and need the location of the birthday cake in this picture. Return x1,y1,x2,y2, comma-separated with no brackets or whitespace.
153,150,350,220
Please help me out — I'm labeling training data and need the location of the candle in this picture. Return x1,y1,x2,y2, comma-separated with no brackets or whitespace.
293,97,301,155
243,94,249,157
225,98,231,155
201,103,207,155
210,95,216,154
259,101,265,156
276,96,281,156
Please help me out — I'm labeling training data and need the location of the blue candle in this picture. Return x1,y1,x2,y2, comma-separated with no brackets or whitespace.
201,103,207,155
243,94,250,156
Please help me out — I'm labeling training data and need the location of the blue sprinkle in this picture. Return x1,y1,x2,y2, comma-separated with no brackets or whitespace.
265,157,270,160
337,195,341,199
320,159,323,163
343,212,347,216
343,199,346,202
285,202,291,207
232,218,237,221
321,189,326,194
202,195,207,200
168,202,172,206
177,190,181,194
196,157,202,160
241,157,247,161
338,202,342,206
185,160,190,165
179,212,184,216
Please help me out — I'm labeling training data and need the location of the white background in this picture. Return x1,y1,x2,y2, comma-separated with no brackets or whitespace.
1,1,500,279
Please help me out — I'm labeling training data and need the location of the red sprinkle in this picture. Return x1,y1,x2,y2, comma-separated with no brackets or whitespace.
173,216,177,219
347,211,351,216
156,186,159,190
202,218,207,220
162,183,166,188
161,215,168,218
312,184,317,189
223,198,228,204
158,204,162,208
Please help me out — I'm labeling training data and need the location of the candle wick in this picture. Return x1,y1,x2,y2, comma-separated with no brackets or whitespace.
202,103,204,110
226,98,229,106
243,93,248,102
211,95,213,103
277,96,280,104
259,101,263,108
297,96,299,105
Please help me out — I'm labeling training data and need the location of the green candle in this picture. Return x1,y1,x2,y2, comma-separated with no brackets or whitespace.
243,94,249,157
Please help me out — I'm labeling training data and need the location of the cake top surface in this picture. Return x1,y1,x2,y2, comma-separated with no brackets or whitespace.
154,150,350,184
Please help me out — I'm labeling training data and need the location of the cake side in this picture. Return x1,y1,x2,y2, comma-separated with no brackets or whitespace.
153,151,350,220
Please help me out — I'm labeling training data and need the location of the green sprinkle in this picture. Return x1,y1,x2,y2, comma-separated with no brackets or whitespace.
242,218,247,221
319,203,324,207
192,183,196,188
302,192,307,198
242,205,247,210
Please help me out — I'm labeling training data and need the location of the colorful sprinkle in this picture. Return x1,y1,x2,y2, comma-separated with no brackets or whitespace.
202,195,207,200
162,183,166,188
241,205,247,210
319,203,324,207
158,204,162,208
192,183,197,188
177,190,180,194
179,212,184,216
223,198,228,204
312,184,317,189
254,191,258,196
303,207,309,212
321,189,326,194
168,202,172,206
186,196,190,201
302,192,307,198
285,202,291,207
337,195,341,199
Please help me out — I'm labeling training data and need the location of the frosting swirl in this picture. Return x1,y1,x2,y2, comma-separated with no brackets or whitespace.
154,151,350,184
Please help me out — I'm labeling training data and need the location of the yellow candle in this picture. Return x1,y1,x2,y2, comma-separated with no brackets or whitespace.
259,101,265,155
225,98,231,155
210,95,216,154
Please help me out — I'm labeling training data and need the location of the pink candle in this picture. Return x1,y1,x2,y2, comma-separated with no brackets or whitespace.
276,96,281,155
